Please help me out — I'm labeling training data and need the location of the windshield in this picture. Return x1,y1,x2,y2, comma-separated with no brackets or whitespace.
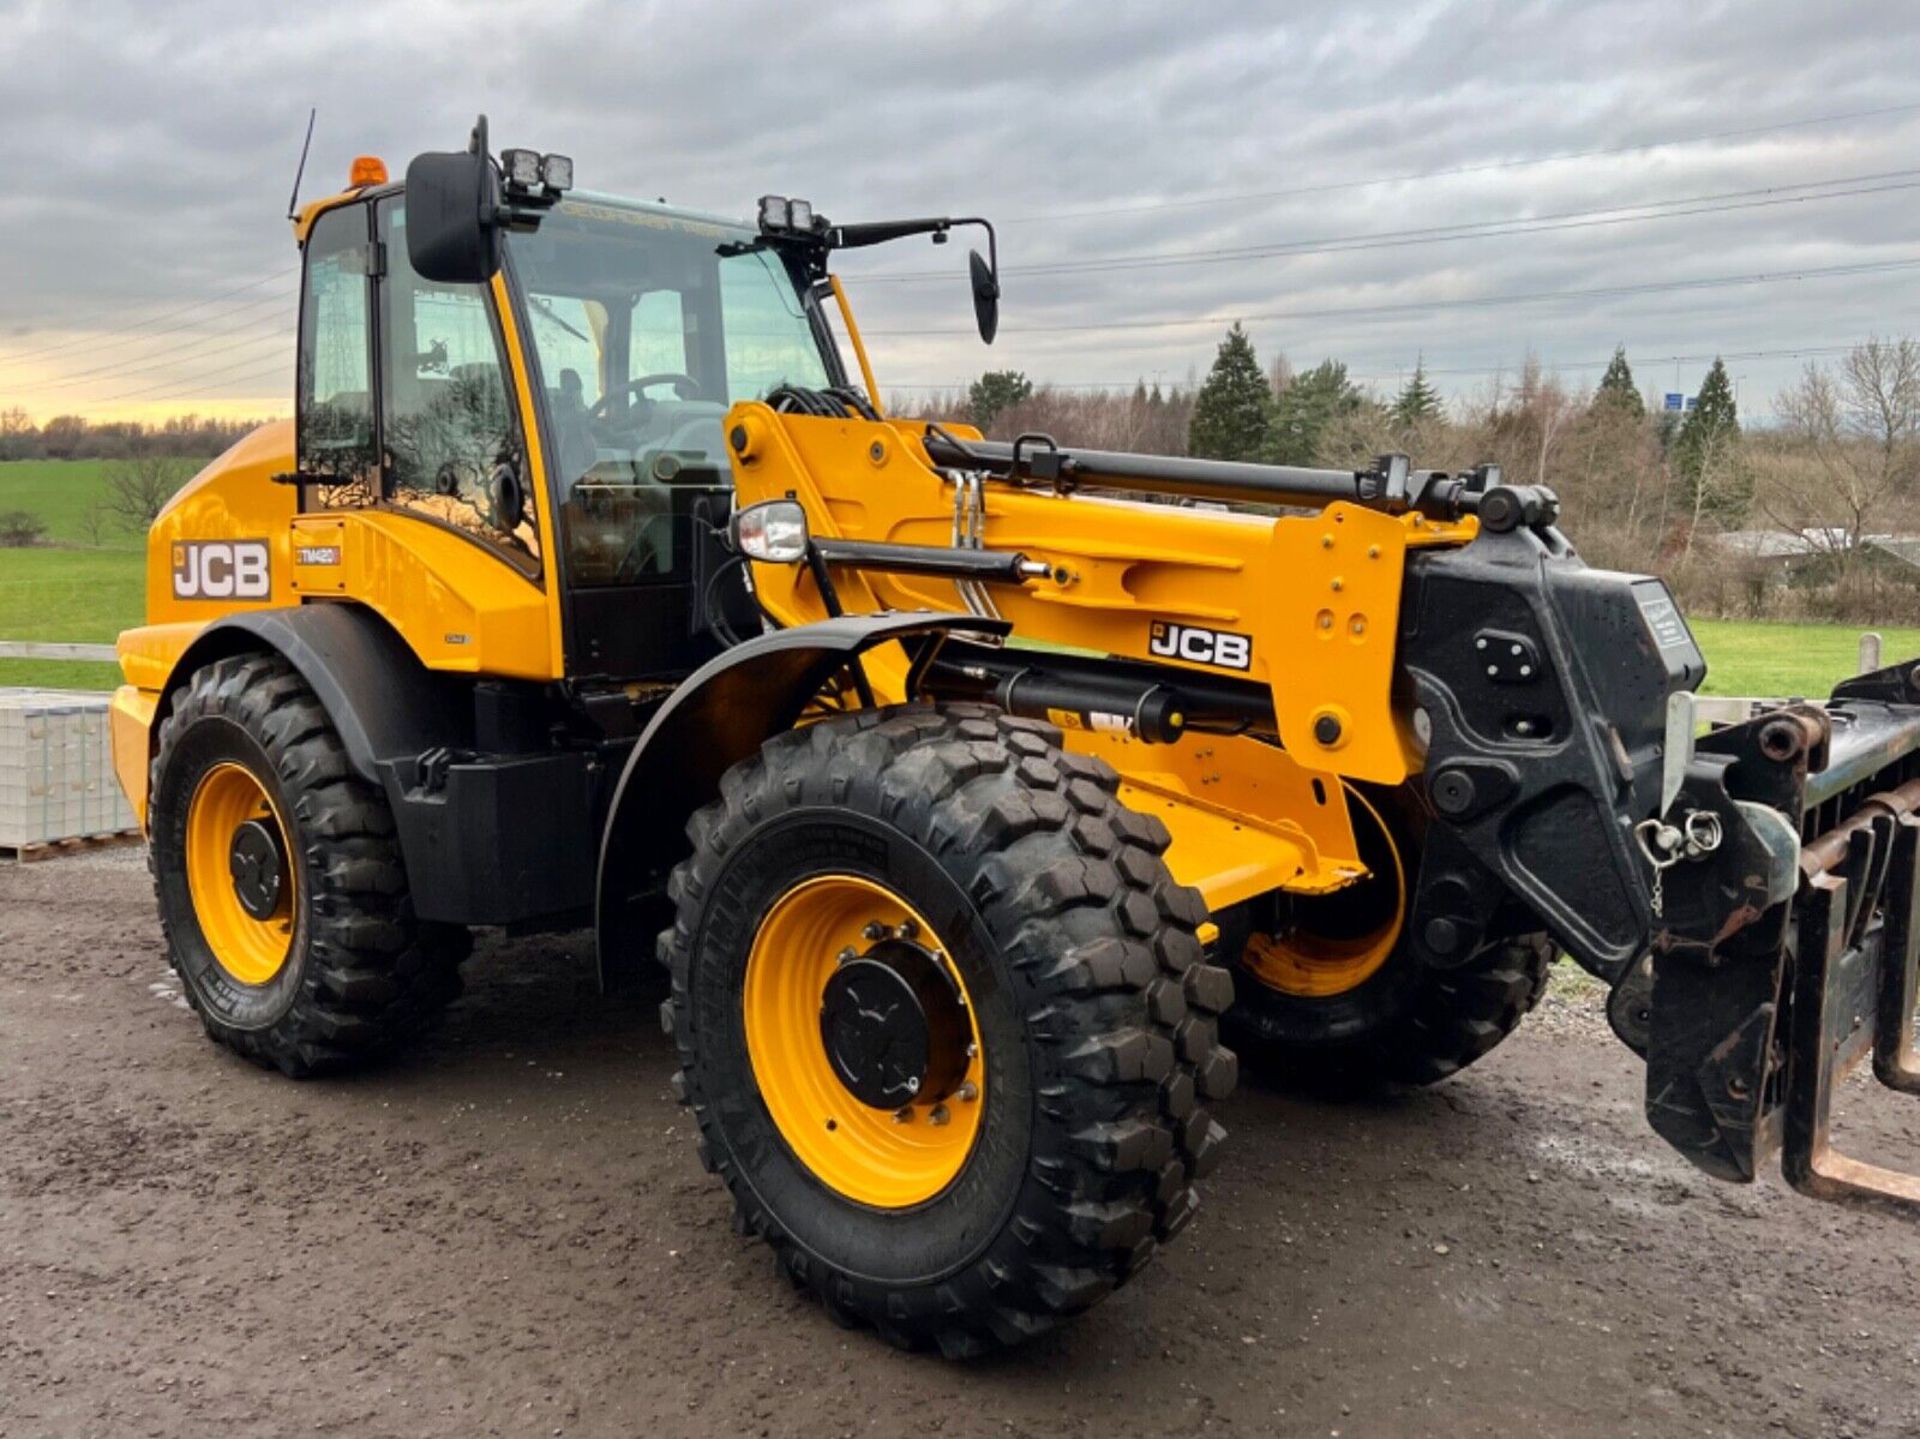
507,197,836,586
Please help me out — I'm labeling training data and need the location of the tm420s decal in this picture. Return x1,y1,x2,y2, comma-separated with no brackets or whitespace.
1148,620,1253,671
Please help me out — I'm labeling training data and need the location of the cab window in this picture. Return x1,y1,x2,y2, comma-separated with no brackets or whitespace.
506,200,836,588
297,204,377,502
378,199,538,568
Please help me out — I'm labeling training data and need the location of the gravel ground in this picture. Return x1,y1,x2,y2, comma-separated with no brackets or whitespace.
6,847,1920,1438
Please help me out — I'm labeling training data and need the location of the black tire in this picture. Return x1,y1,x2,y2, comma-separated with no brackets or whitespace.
659,704,1237,1357
1218,784,1551,1088
149,653,470,1077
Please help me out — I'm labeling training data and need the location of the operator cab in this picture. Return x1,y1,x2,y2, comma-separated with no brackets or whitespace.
294,118,996,696
295,154,849,686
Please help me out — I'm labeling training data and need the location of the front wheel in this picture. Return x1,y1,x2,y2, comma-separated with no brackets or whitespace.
659,705,1236,1356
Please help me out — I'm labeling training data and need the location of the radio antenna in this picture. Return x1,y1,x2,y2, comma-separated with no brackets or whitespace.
285,108,317,221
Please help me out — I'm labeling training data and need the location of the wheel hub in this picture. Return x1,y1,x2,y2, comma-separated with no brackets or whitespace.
819,938,969,1110
228,817,286,920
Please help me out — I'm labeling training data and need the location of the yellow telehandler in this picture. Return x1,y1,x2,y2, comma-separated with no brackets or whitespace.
112,118,1920,1355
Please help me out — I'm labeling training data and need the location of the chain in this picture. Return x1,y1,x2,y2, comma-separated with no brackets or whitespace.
1633,809,1724,918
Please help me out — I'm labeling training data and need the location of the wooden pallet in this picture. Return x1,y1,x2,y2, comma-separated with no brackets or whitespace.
2,828,144,863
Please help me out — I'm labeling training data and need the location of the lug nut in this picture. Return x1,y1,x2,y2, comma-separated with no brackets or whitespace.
928,1104,950,1127
893,1107,913,1124
862,921,887,941
895,919,919,940
957,1082,979,1102
836,946,858,965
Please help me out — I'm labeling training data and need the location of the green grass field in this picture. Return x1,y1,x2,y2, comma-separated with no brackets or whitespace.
0,458,154,550
1688,618,1920,697
0,459,183,690
2,458,1916,699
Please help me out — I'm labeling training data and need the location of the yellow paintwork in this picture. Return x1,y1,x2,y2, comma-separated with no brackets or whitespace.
744,873,985,1208
1239,785,1408,997
185,761,298,986
725,404,1477,902
117,425,557,672
109,685,157,826
828,275,884,418
1066,729,1366,912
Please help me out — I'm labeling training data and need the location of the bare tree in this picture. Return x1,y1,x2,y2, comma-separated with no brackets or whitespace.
1766,337,1920,599
75,501,111,547
103,454,194,534
1679,423,1743,566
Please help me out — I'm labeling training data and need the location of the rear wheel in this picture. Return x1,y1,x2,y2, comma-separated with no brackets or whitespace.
149,653,469,1076
660,704,1236,1355
1219,783,1551,1087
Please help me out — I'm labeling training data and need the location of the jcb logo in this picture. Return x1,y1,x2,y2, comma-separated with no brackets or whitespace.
1148,621,1253,671
172,540,271,601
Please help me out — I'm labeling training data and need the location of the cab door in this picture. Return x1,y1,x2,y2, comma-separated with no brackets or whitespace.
294,195,558,680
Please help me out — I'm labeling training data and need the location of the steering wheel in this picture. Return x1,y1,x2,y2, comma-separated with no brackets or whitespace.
590,372,705,421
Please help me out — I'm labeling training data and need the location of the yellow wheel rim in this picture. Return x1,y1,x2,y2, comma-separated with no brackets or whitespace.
1241,786,1407,999
184,761,297,987
744,874,986,1209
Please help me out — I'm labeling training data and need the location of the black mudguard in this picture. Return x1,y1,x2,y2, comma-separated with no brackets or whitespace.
162,602,468,783
593,611,1008,991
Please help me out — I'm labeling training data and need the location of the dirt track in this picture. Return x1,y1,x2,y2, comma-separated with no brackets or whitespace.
6,849,1920,1438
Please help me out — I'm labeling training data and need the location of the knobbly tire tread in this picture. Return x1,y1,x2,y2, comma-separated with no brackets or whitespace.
658,703,1237,1356
1225,927,1553,1089
150,653,469,1077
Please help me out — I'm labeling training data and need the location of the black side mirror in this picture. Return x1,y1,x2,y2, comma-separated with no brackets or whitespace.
969,249,1000,345
404,117,502,284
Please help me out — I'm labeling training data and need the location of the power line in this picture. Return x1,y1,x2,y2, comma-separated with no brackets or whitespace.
0,286,296,389
77,349,292,410
8,310,298,396
0,266,298,364
866,256,1920,336
881,343,1872,392
854,172,1920,284
12,324,293,395
1001,99,1920,225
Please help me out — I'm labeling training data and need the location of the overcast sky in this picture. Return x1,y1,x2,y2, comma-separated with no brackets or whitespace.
1,0,1915,422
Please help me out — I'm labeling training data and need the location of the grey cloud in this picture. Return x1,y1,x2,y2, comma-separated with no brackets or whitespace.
0,0,1915,417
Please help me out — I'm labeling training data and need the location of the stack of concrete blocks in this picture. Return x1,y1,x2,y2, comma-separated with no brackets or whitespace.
0,690,136,851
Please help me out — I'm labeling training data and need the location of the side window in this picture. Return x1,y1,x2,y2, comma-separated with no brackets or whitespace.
378,200,538,566
298,204,376,502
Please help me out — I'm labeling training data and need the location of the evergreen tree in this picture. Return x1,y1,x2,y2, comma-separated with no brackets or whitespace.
1391,359,1441,426
1675,358,1747,521
966,370,1033,429
1268,359,1360,465
1187,323,1272,460
1594,344,1645,418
